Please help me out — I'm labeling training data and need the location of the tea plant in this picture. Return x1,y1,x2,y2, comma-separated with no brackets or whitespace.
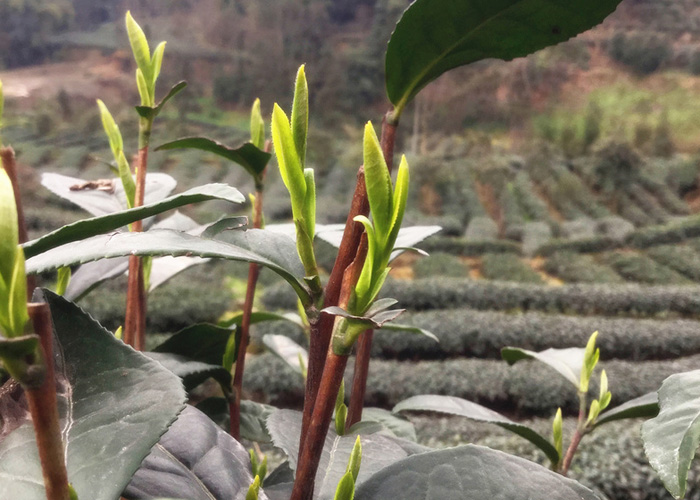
5,1,699,500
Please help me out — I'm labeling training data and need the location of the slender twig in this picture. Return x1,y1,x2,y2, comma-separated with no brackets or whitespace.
26,302,71,500
292,236,368,500
299,167,369,453
123,123,152,351
561,392,588,475
1,146,36,296
346,112,398,426
230,181,265,439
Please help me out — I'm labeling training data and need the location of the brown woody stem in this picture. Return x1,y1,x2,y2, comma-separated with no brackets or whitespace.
346,112,397,427
26,302,71,500
561,392,588,475
299,167,369,454
1,146,36,296
229,185,264,439
123,143,150,350
292,235,368,500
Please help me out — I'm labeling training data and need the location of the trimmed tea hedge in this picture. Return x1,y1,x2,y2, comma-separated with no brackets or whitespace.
369,308,700,361
543,252,624,284
244,352,700,415
375,278,700,316
601,251,693,285
627,213,700,248
646,244,700,282
418,236,521,257
413,252,468,279
480,253,544,284
535,235,620,257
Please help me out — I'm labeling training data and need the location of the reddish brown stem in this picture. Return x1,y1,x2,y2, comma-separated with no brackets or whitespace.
561,394,587,475
123,146,149,350
1,146,36,295
26,302,71,500
229,186,264,439
299,168,368,454
346,329,373,426
292,236,368,500
292,351,349,500
346,113,397,427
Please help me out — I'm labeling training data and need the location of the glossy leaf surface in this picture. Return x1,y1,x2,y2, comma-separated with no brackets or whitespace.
394,394,559,464
0,291,186,500
595,392,659,427
156,137,271,179
25,229,311,305
642,370,700,499
262,334,308,376
267,409,408,499
354,444,600,499
124,405,268,500
24,183,244,258
154,323,236,367
386,0,623,113
41,172,177,217
502,346,584,389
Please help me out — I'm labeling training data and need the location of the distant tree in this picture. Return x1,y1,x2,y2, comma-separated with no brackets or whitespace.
0,0,74,68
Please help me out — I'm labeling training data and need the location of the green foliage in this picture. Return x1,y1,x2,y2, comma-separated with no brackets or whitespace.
412,252,468,279
480,253,544,284
544,252,624,284
608,31,671,76
601,252,693,285
377,277,700,316
369,307,700,361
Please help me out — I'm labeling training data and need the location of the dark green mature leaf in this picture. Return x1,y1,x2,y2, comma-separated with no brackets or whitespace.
355,408,417,442
124,405,269,500
156,137,271,180
41,172,177,217
378,323,438,343
642,370,700,499
386,0,623,113
393,395,559,464
154,323,236,367
0,291,186,500
135,81,188,119
502,346,584,389
267,409,408,499
146,352,231,392
25,229,311,306
595,392,658,427
195,398,275,443
65,212,208,301
24,184,245,258
354,444,601,500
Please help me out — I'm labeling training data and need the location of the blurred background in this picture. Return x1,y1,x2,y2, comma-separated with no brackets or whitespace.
3,2,700,497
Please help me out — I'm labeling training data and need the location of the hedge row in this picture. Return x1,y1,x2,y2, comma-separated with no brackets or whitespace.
627,213,700,248
646,244,700,281
411,416,700,500
412,252,468,279
418,236,521,256
600,252,693,285
625,183,670,224
371,278,700,316
251,305,700,362
244,352,700,415
543,252,624,284
534,235,620,257
480,253,544,284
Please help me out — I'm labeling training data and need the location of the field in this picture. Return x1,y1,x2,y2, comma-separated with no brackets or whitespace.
6,1,700,497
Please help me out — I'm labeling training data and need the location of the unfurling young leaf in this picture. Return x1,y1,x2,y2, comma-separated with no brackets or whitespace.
271,103,306,216
245,475,261,500
151,41,167,86
55,267,71,296
333,471,355,500
291,65,309,165
580,331,600,393
346,435,362,482
553,408,563,462
251,98,265,150
126,11,152,82
363,122,392,239
249,449,267,482
335,403,348,436
96,99,136,207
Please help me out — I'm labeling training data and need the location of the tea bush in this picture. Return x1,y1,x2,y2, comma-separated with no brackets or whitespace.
544,251,624,284
480,253,544,284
